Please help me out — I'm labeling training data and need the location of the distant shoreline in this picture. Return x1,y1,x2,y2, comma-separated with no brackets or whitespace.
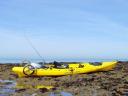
0,60,128,65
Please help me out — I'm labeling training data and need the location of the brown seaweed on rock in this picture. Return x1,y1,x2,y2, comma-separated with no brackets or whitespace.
0,61,128,96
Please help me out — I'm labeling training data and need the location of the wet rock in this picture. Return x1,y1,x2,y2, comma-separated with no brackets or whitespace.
0,61,128,96
15,88,26,92
39,88,48,93
51,87,57,91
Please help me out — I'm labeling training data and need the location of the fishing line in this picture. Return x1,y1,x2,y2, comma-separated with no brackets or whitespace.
23,32,45,64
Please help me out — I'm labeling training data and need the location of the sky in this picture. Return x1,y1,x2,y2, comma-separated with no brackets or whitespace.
0,0,128,61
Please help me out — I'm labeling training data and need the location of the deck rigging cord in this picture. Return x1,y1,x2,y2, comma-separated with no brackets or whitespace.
23,32,45,65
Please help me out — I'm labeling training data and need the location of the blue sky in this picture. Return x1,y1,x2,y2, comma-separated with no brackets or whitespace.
0,0,128,61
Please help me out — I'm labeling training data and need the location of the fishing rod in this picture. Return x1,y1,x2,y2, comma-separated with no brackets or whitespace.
24,32,45,65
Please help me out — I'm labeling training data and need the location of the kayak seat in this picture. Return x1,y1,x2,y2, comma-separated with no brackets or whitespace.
41,66,49,69
53,61,68,68
89,62,102,66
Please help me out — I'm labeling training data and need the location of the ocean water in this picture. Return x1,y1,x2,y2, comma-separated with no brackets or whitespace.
0,57,127,63
0,79,73,96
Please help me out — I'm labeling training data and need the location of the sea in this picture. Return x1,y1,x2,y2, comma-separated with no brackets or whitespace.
0,57,127,64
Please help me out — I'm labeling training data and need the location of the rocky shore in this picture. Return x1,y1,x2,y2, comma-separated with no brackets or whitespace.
0,61,128,96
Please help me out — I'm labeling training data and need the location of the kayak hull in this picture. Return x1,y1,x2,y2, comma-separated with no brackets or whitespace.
12,61,117,77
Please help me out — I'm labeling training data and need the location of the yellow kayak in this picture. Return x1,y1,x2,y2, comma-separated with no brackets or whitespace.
12,61,117,77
